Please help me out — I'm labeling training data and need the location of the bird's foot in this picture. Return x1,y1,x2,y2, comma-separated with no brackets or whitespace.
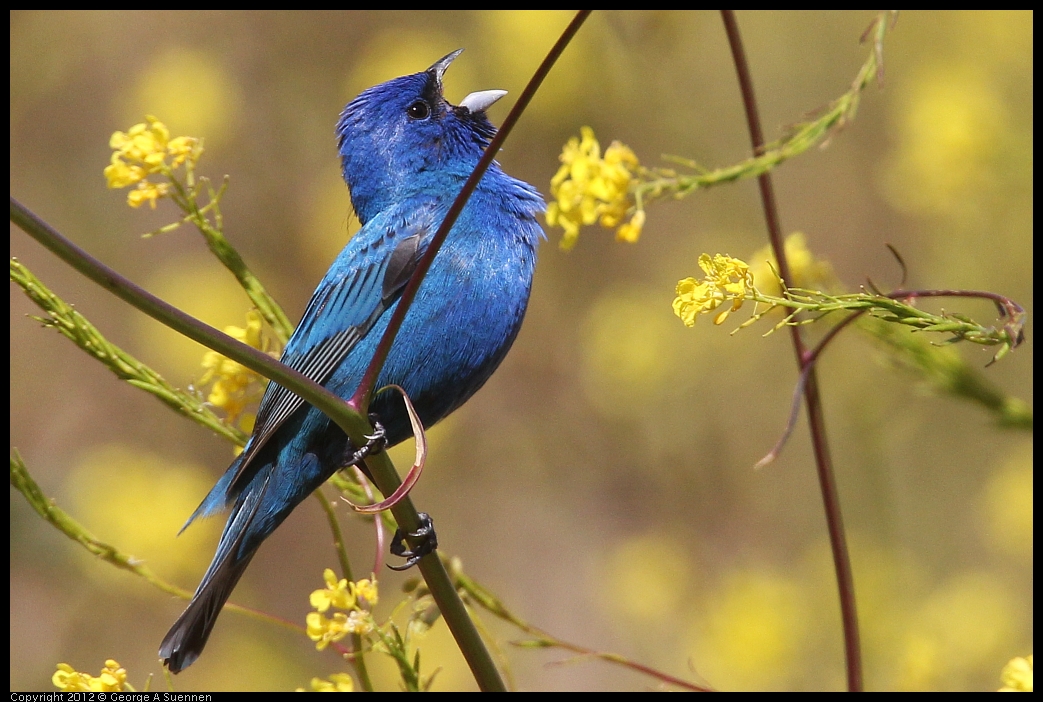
342,414,387,468
388,512,438,571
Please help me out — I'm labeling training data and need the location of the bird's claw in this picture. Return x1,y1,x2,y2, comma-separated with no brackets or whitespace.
342,414,387,468
388,512,438,571
364,413,387,445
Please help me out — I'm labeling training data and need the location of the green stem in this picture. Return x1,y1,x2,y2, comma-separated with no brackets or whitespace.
311,490,373,692
187,203,295,344
11,196,372,444
635,11,895,207
10,194,473,689
161,167,295,343
10,258,246,445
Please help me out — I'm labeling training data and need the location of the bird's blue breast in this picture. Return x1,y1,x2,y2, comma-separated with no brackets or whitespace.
315,179,543,446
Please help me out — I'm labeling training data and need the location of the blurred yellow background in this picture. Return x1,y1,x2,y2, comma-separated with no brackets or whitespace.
10,11,1032,691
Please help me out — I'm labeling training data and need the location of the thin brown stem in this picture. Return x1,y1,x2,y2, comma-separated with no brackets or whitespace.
720,10,863,691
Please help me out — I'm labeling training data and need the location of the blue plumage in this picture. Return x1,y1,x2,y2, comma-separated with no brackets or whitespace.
159,50,544,673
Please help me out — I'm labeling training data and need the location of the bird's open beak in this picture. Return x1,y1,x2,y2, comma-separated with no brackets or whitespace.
428,49,507,114
428,49,464,89
459,89,507,114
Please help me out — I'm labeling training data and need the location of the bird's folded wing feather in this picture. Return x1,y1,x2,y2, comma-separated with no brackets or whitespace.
230,218,425,490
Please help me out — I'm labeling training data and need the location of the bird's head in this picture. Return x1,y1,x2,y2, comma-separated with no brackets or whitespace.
337,49,508,222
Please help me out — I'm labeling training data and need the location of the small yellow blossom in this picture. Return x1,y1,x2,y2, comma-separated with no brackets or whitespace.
999,654,1033,692
103,153,147,188
673,254,754,327
309,568,378,616
109,116,170,167
305,609,373,650
53,660,128,692
126,180,171,209
167,136,198,167
200,310,272,429
353,576,379,607
104,115,202,209
615,209,645,244
299,673,356,692
306,611,352,650
310,568,356,613
52,664,92,691
547,126,644,250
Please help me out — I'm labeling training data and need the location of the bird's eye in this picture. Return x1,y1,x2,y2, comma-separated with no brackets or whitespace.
407,101,430,120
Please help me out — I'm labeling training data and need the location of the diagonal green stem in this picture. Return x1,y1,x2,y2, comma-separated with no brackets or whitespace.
634,11,895,209
10,257,247,445
11,196,372,443
9,195,487,687
176,178,295,344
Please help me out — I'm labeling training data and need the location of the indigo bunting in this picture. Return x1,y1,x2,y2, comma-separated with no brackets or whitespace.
159,49,544,673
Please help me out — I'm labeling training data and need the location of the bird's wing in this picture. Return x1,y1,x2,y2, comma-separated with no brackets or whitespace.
230,217,425,490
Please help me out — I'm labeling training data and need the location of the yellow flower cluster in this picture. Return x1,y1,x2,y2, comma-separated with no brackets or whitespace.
306,568,378,650
52,660,128,692
546,126,645,250
306,609,375,650
309,567,379,612
672,254,754,327
103,115,201,208
199,310,272,432
299,673,356,692
999,654,1033,692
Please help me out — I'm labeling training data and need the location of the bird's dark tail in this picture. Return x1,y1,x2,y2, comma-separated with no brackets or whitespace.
158,548,257,673
159,473,270,673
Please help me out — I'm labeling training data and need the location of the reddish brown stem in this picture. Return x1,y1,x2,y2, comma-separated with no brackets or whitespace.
720,10,863,691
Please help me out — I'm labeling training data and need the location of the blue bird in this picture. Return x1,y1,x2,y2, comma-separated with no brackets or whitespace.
159,50,544,673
